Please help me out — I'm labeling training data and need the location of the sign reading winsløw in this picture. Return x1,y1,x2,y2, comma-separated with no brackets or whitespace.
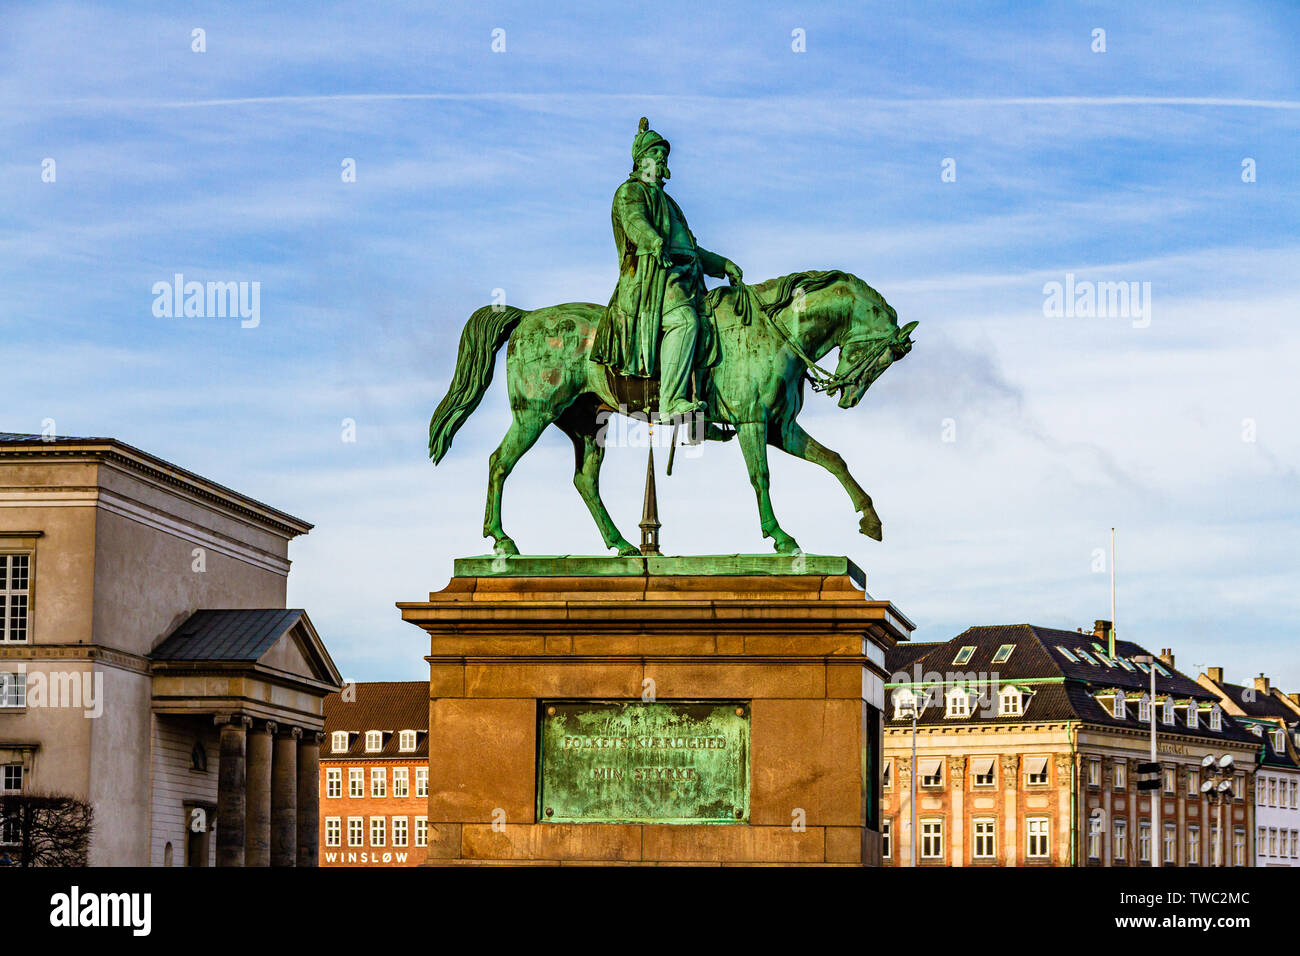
538,701,750,824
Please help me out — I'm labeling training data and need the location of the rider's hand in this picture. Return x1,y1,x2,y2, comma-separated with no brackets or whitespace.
725,260,743,283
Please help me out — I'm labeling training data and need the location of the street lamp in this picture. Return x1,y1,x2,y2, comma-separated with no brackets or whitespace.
1134,655,1160,866
894,688,921,867
1199,753,1236,867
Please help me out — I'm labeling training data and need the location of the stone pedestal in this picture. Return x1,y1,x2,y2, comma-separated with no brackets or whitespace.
399,554,912,866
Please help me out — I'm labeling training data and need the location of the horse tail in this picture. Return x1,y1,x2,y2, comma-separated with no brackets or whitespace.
428,305,525,463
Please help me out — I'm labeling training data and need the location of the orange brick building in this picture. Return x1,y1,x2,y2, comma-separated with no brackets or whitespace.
319,681,428,866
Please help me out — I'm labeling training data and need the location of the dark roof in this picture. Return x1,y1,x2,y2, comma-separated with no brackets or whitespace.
0,432,310,534
1237,717,1300,769
322,681,428,760
884,624,1257,746
151,609,304,661
1216,681,1300,725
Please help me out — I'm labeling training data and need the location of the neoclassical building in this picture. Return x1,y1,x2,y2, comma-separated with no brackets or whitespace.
0,433,341,865
883,622,1260,867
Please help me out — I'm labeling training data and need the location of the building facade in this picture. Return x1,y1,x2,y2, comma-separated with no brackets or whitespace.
1198,669,1300,866
0,433,341,865
319,680,428,866
883,622,1260,867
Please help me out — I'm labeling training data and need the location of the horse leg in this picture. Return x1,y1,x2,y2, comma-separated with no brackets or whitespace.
483,410,548,555
556,403,639,556
771,420,883,541
736,421,800,553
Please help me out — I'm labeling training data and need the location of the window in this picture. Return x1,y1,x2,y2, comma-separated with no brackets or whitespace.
1269,777,1277,807
1232,774,1244,800
371,767,386,797
1232,828,1246,867
416,767,428,798
1076,648,1099,665
1273,729,1285,753
1187,826,1200,865
1112,691,1126,719
1292,830,1299,859
1163,767,1175,794
1087,758,1101,788
998,686,1023,717
1256,776,1266,804
1025,817,1050,859
945,687,971,718
972,818,996,860
1088,820,1102,860
393,767,409,798
0,672,26,708
1162,699,1175,725
1268,827,1278,857
1025,756,1049,786
992,644,1015,664
331,731,349,753
392,817,408,847
0,554,31,643
1163,823,1176,864
1056,645,1079,663
1138,822,1151,863
370,816,386,847
952,646,975,665
414,817,428,848
1209,707,1222,731
1114,761,1127,789
1114,656,1135,671
326,768,342,798
399,730,417,752
919,758,943,788
1291,781,1298,810
2,765,23,793
348,768,364,798
882,819,891,859
190,742,207,772
1210,825,1221,866
347,817,363,847
325,817,341,847
1188,771,1199,798
1137,695,1150,723
920,820,944,860
971,756,996,788
365,730,383,752
882,759,893,790
1186,704,1199,729
1133,659,1149,674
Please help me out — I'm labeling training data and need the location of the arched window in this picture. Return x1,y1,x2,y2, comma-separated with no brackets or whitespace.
190,741,207,772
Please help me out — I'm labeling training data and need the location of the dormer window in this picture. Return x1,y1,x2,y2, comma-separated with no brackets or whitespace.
399,730,417,752
1274,729,1286,752
1112,691,1127,719
892,689,921,720
998,685,1024,717
945,686,972,718
331,731,349,753
1209,706,1222,732
1186,704,1199,729
1138,695,1151,723
952,646,975,666
1162,699,1175,725
992,644,1015,664
365,730,383,752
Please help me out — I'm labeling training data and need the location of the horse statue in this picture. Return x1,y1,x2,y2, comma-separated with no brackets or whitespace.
429,269,917,555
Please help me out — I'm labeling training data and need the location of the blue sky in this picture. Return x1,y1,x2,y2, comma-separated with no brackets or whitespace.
4,2,1298,688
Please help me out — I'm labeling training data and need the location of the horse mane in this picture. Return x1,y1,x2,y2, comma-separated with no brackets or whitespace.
706,269,880,319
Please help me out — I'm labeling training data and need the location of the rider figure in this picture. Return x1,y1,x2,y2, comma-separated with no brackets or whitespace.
591,118,743,421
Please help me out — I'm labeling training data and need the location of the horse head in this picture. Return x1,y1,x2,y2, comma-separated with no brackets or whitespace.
828,278,917,408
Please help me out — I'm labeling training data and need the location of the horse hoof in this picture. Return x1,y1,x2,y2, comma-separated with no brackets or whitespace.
773,537,801,555
493,537,520,556
859,510,883,541
616,543,639,557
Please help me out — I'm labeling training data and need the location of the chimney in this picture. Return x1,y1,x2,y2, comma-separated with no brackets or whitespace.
1254,674,1271,695
1207,667,1224,684
1093,620,1111,641
1159,648,1175,668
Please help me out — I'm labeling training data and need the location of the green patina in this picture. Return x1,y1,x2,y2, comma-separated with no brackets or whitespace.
427,118,917,558
538,700,750,824
453,552,866,588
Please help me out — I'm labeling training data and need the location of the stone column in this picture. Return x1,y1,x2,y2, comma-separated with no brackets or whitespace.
1102,758,1113,865
245,720,275,866
271,726,301,866
297,732,323,867
1176,764,1188,866
215,714,251,867
896,757,912,867
949,756,965,867
1002,755,1018,866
